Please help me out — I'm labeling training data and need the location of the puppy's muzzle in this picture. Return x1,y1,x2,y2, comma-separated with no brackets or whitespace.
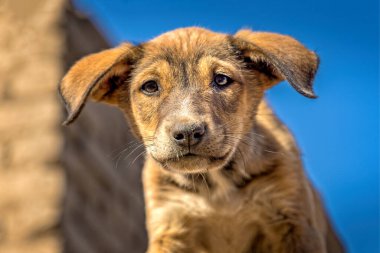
171,122,207,148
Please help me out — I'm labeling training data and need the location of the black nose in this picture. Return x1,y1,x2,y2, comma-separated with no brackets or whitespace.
172,123,206,147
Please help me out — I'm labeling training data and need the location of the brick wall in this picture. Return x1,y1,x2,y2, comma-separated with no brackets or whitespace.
0,1,147,252
0,0,64,252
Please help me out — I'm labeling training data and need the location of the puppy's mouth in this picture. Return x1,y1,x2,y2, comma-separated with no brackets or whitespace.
151,150,232,174
179,153,197,158
173,152,227,161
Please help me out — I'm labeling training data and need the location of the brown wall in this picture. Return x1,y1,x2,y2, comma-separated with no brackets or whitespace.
0,1,147,252
0,0,64,252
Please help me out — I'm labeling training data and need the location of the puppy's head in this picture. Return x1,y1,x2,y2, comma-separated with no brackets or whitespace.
59,27,318,173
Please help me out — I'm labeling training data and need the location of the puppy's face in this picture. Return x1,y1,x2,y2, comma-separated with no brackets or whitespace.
59,27,319,174
127,29,262,173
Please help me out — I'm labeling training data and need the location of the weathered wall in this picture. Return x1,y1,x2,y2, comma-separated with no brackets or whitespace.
60,3,147,253
0,0,64,252
0,1,147,252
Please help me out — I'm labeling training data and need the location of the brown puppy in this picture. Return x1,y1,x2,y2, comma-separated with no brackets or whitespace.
59,27,345,253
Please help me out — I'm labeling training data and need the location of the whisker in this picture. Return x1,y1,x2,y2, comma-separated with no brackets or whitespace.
111,140,141,161
200,173,210,197
122,143,146,162
113,141,144,170
129,150,147,167
191,174,196,192
236,146,248,176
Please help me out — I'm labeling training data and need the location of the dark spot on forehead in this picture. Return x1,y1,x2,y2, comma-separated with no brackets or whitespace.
148,47,204,66
179,60,190,88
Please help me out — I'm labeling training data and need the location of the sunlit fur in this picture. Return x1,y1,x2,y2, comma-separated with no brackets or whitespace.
60,27,344,253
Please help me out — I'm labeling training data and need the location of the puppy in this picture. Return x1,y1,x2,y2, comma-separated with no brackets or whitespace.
59,27,345,253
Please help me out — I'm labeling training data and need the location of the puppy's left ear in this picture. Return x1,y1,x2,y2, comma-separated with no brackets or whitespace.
233,29,319,98
59,43,139,125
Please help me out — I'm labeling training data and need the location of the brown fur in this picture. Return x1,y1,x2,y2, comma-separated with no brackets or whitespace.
59,27,345,253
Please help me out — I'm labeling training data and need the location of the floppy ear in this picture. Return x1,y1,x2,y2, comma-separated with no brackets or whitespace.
233,29,319,98
59,43,139,125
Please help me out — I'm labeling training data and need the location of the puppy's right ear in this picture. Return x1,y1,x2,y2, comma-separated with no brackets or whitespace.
59,43,139,125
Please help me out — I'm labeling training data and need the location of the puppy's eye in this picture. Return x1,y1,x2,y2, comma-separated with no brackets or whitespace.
214,74,233,87
141,80,160,95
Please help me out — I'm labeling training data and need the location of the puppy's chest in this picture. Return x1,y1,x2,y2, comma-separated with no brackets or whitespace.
146,167,283,252
176,191,264,253
155,171,265,252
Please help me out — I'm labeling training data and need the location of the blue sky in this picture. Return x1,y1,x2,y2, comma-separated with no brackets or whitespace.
73,0,379,252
